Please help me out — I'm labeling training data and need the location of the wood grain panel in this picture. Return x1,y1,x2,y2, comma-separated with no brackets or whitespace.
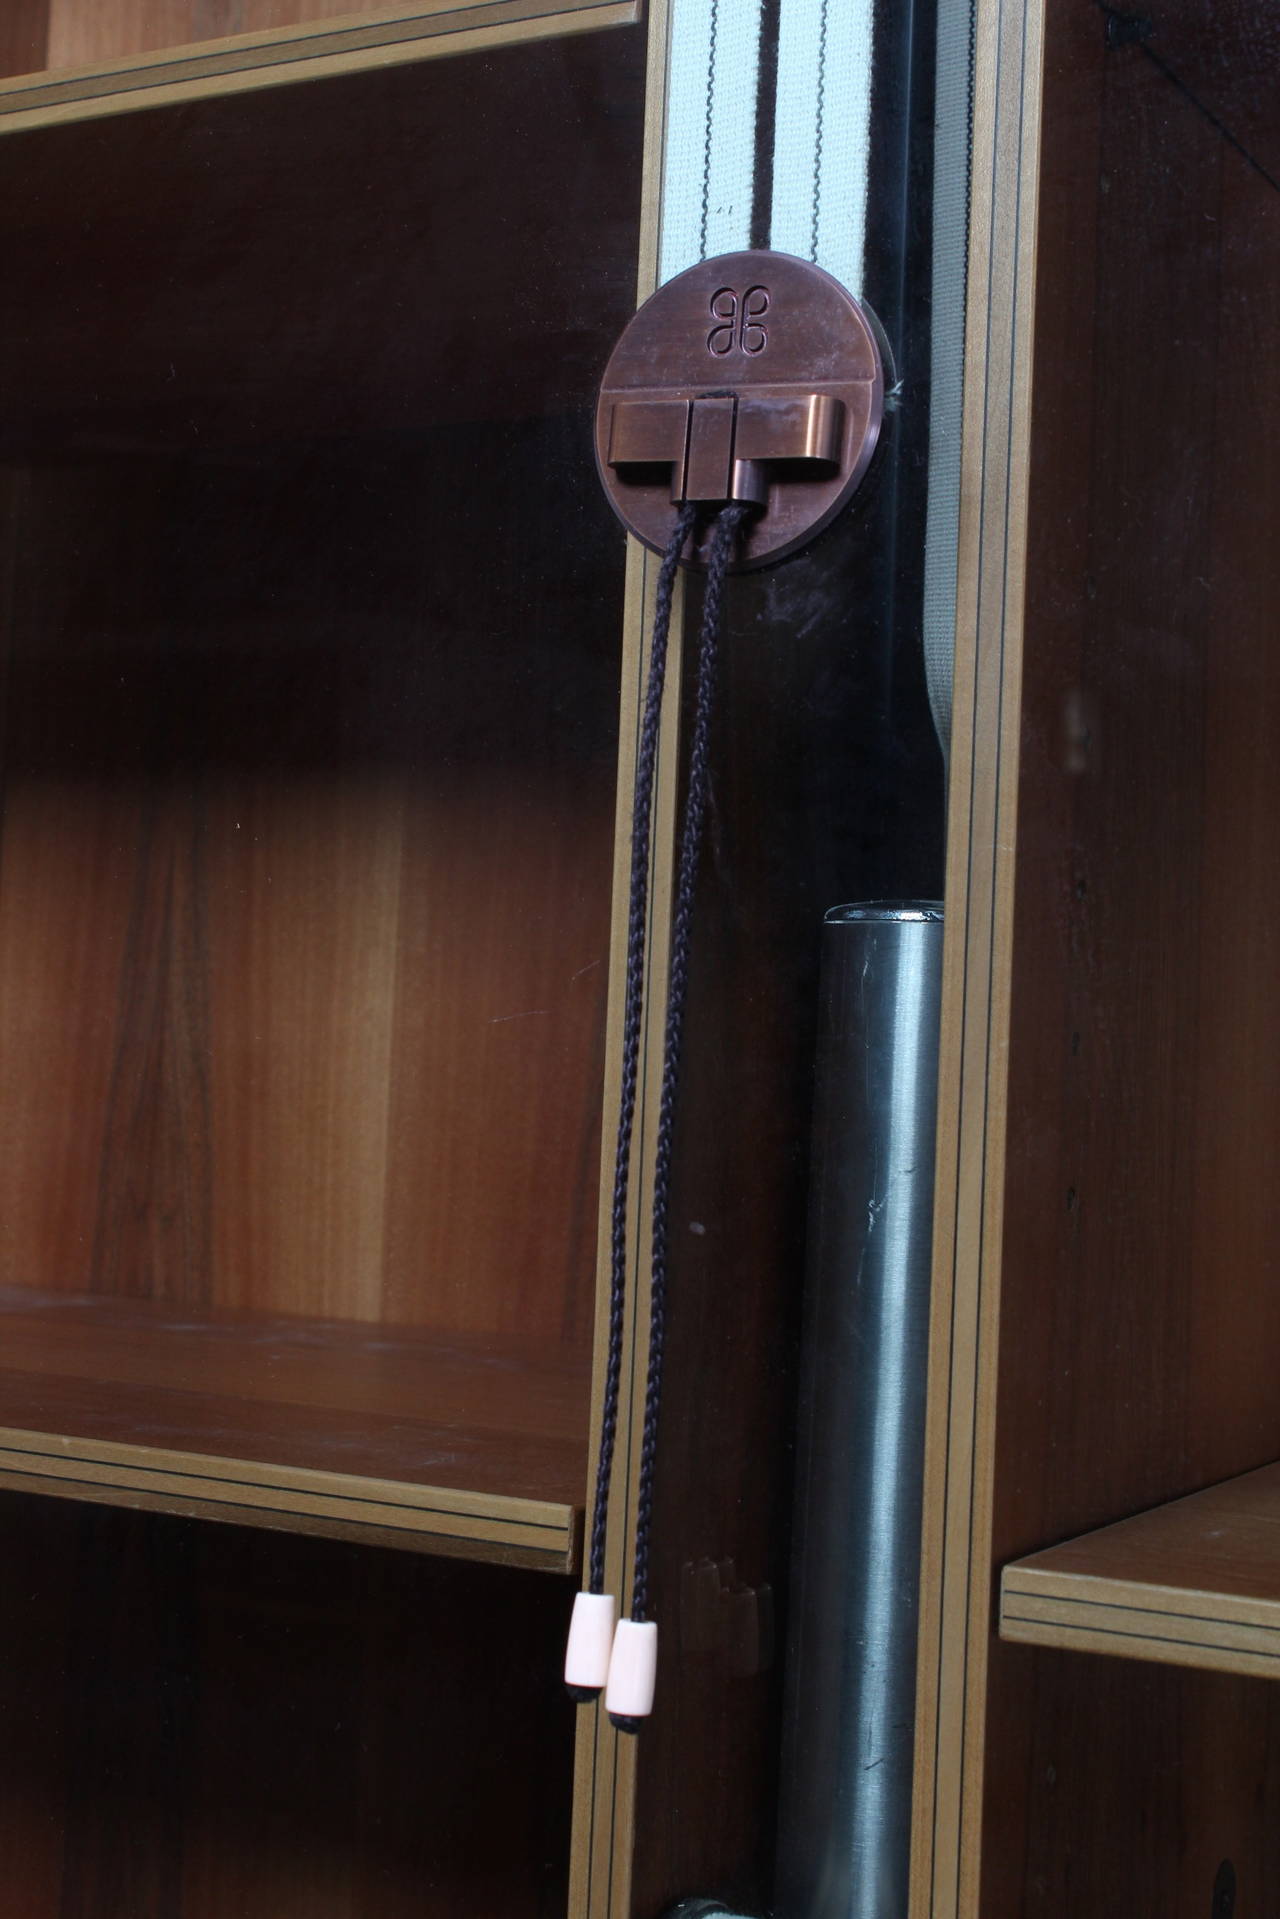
42,0,523,73
1188,170,1280,1475
0,1288,589,1477
0,34,644,438
0,1446,579,1568
907,0,1046,1907
238,0,418,23
0,0,49,78
0,39,643,1351
1123,0,1280,184
967,1,1280,1913
0,0,638,133
0,1495,577,1915
982,1649,1280,1918
0,454,616,1342
46,0,206,70
203,772,404,1321
381,773,610,1343
1002,1463,1280,1678
0,1286,588,1563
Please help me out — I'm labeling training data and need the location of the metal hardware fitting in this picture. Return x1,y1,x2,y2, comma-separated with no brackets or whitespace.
607,391,845,509
595,250,886,570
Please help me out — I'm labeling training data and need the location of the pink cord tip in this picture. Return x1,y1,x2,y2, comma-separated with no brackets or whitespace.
604,1617,657,1727
564,1590,616,1696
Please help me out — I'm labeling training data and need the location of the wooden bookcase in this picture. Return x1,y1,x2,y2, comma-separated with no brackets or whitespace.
16,1,1273,1915
910,0,1280,1913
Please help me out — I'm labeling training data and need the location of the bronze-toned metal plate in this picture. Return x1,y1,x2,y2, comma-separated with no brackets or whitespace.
595,249,885,569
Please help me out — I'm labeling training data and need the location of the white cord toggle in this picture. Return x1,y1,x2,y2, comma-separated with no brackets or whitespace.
605,1617,657,1729
564,1590,617,1698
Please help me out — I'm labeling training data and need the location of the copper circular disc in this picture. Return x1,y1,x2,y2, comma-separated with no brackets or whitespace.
595,250,885,570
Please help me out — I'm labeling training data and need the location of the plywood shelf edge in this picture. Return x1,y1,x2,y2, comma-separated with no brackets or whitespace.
1000,1462,1280,1681
0,0,639,136
0,1424,580,1571
0,1292,589,1573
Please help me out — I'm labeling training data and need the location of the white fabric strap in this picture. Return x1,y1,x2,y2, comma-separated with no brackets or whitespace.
770,0,874,296
920,0,975,758
659,0,763,284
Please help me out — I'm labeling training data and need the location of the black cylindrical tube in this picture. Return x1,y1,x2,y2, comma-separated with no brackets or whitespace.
776,902,944,1919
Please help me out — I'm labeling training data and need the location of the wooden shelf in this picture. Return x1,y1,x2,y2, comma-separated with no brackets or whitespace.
0,1288,588,1571
1001,1464,1280,1681
0,0,639,135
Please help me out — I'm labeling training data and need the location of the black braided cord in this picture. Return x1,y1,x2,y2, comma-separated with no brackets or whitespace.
698,0,721,259
587,502,701,1598
630,501,751,1624
810,0,829,262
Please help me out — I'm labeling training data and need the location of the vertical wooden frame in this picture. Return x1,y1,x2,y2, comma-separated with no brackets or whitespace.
908,0,1046,1913
569,0,684,1906
913,0,1280,1904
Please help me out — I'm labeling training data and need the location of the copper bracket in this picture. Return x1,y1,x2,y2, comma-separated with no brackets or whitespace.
595,250,886,570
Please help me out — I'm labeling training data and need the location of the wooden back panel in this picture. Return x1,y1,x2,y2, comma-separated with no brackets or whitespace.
1,3,507,82
0,1492,577,1916
0,34,645,1346
42,4,435,74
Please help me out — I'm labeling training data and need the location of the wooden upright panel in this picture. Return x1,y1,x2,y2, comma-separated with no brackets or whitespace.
913,0,1280,1912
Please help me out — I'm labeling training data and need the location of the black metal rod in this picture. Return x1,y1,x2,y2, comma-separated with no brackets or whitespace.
777,902,943,1919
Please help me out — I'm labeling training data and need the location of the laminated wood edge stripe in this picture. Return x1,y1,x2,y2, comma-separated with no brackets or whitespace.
0,0,640,133
1002,1568,1280,1630
999,1464,1280,1679
999,1580,1280,1679
0,1426,580,1570
570,0,680,1910
908,0,1047,1914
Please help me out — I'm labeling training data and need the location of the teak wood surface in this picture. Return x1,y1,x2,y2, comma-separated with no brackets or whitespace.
0,32,644,1354
0,1288,587,1567
912,0,1280,1914
0,0,952,1907
1001,1464,1280,1680
0,0,639,132
0,1495,580,1915
36,0,542,72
